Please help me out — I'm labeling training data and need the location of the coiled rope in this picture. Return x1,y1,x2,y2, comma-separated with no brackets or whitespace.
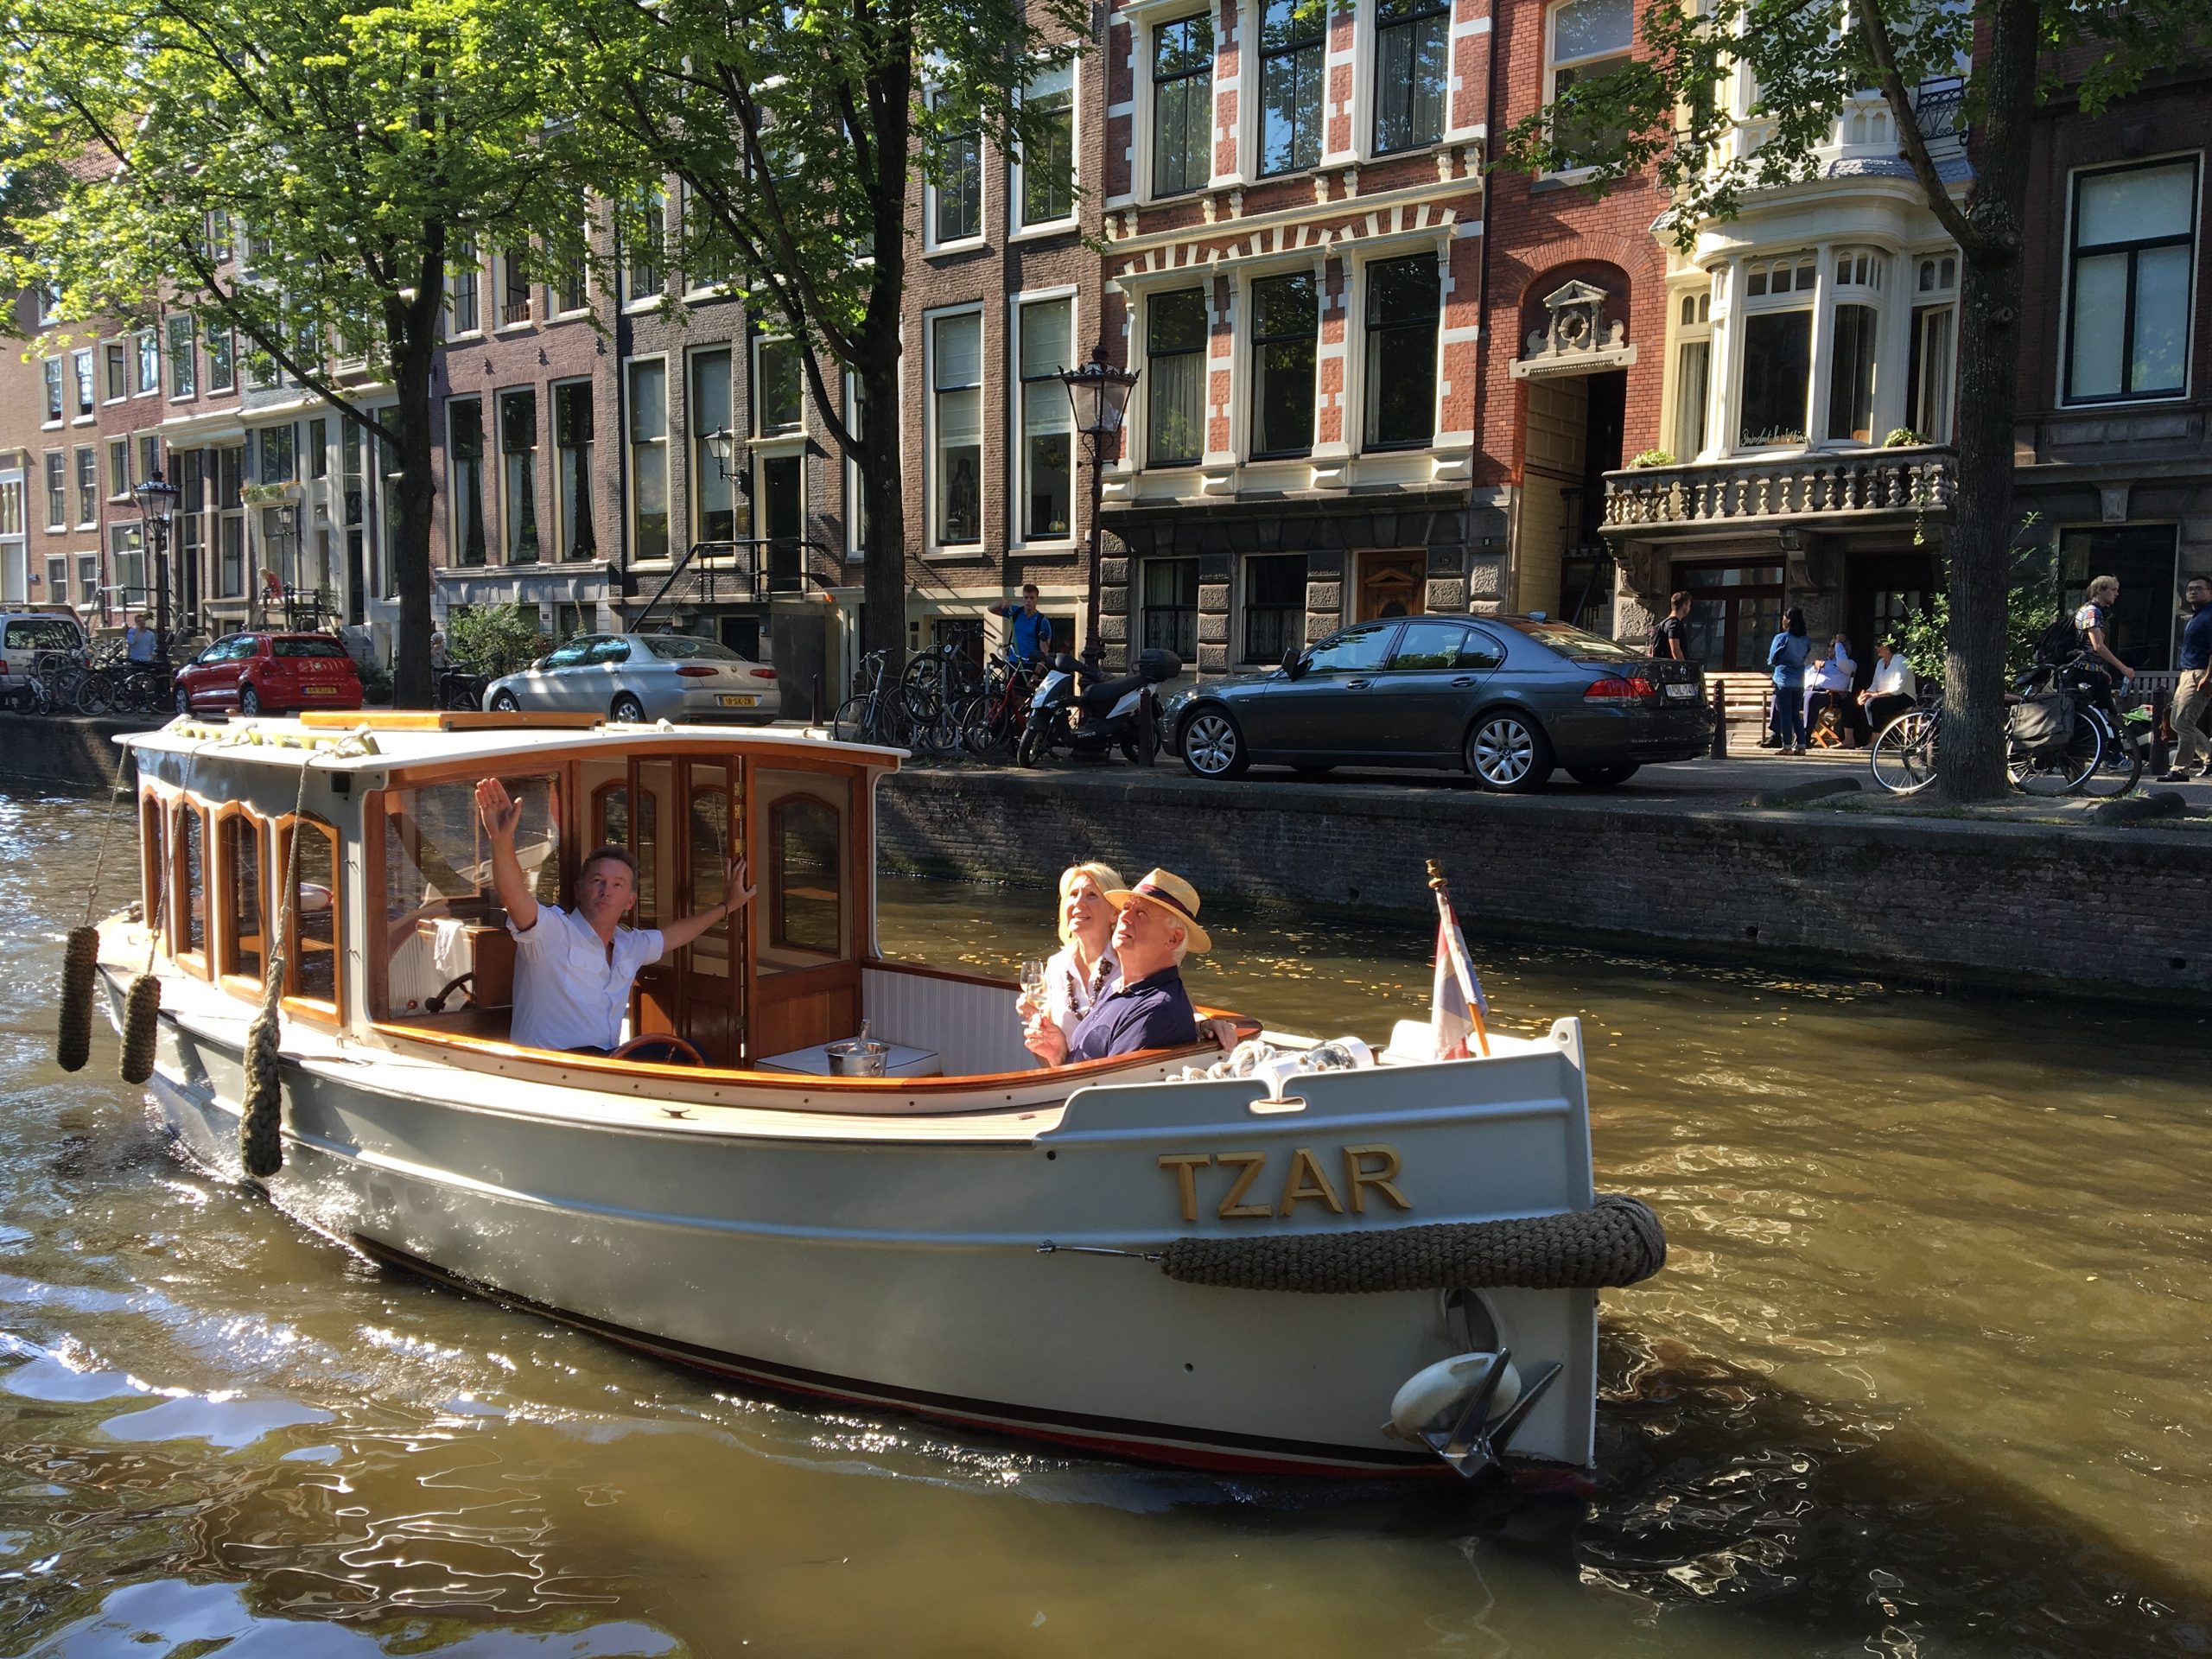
57,747,133,1073
1156,1193,1668,1294
240,753,315,1180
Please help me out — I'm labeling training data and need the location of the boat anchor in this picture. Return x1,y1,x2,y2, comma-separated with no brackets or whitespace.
1383,1347,1561,1480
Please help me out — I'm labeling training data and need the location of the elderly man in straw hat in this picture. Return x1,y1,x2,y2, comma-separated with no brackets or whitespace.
1024,868,1206,1067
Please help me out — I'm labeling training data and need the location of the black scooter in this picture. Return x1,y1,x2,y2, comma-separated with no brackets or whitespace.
1017,648,1183,766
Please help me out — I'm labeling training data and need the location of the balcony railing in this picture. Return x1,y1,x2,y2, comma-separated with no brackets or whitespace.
1600,445,1957,535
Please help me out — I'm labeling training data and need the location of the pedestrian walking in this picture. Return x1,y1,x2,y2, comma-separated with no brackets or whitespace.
1762,608,1811,753
1649,591,1692,660
2158,573,2211,782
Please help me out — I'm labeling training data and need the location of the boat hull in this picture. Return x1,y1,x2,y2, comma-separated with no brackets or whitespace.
116,971,1602,1479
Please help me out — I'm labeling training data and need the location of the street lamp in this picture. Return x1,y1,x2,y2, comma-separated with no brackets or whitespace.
1060,345,1140,664
133,470,181,657
702,426,741,482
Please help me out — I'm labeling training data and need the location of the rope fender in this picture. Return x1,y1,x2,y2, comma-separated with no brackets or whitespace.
1157,1193,1667,1294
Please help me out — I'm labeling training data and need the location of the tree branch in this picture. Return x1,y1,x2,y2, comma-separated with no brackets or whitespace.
1858,3,1983,257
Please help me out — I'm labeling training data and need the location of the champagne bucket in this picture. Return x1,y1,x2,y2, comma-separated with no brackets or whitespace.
825,1037,888,1077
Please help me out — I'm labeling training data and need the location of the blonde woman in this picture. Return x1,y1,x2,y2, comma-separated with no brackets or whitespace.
1021,861,1124,1042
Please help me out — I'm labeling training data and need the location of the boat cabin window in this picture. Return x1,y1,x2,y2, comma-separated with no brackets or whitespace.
757,769,849,974
378,775,559,1018
139,792,167,936
591,780,658,924
174,798,209,971
281,817,340,1011
219,813,265,984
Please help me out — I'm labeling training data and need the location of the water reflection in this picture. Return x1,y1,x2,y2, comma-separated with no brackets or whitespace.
1,790,2207,1657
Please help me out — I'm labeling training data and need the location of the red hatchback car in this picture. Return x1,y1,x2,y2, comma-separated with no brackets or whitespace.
175,632,365,716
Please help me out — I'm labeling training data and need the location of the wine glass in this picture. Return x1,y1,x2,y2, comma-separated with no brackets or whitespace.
1020,959,1048,1006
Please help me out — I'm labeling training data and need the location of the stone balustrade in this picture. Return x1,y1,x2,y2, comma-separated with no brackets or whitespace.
1601,446,1958,534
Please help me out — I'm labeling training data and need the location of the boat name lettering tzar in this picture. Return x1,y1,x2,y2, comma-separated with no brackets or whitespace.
1155,1144,1411,1224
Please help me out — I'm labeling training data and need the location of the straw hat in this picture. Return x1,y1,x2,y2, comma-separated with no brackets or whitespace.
1105,868,1211,953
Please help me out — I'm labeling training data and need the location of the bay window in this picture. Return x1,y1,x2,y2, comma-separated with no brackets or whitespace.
1907,255,1958,444
500,389,540,563
448,398,486,567
1364,256,1440,448
1823,251,1884,444
1152,14,1214,198
1258,0,1325,177
2065,156,2198,404
691,346,734,542
1374,0,1449,156
1250,271,1319,459
1545,0,1632,170
626,359,670,562
554,381,596,561
1018,297,1074,540
930,311,982,545
1147,288,1208,466
1020,64,1076,227
1736,256,1815,448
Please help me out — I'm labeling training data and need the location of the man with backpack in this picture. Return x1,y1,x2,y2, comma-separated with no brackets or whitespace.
1649,591,1692,660
2067,575,2134,692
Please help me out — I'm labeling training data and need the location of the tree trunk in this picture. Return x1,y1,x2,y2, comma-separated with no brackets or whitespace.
1934,0,2037,802
388,328,437,709
859,343,909,674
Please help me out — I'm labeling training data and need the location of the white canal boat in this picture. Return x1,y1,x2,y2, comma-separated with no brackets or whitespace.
91,712,1662,1481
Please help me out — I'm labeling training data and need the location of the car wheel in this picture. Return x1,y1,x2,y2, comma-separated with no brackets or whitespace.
239,685,262,717
1465,709,1554,792
175,687,192,715
610,693,645,723
1566,763,1639,787
489,690,521,713
1180,708,1249,779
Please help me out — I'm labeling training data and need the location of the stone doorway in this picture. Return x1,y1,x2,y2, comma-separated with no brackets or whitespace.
1357,552,1425,621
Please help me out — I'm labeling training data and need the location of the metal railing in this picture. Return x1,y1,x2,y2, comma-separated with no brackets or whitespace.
631,537,840,634
1601,445,1958,534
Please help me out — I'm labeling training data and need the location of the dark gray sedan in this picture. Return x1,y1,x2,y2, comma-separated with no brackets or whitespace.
1167,614,1710,791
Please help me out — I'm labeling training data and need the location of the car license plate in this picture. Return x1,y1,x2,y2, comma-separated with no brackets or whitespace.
718,694,758,708
302,684,335,696
1664,682,1695,698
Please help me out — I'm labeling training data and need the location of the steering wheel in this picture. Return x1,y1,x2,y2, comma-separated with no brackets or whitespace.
425,974,474,1014
608,1034,707,1067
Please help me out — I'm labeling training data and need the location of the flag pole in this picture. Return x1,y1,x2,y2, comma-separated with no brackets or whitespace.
1426,859,1490,1057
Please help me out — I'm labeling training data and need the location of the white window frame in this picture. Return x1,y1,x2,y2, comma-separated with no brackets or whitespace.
497,385,542,563
44,451,67,531
1129,276,1215,472
1906,251,1959,445
688,342,739,546
751,334,806,441
102,337,129,405
2056,150,2202,410
134,328,160,397
549,375,597,563
447,396,487,567
923,302,987,553
494,247,533,330
167,316,198,402
107,437,132,502
623,193,666,313
1666,278,1715,461
1247,0,1330,181
843,372,868,563
625,354,672,563
923,89,988,254
71,348,95,422
1372,0,1455,161
1009,286,1080,548
1138,6,1218,206
1013,59,1080,238
41,358,64,429
1542,0,1635,181
73,444,99,529
1821,245,1887,447
1730,250,1821,454
1236,257,1325,464
445,241,483,340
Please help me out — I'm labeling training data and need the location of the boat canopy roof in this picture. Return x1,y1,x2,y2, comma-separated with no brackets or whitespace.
118,712,906,776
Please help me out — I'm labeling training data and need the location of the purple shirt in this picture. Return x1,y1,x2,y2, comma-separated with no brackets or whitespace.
1066,967,1198,1061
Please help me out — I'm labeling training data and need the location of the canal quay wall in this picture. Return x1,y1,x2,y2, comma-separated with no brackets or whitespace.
875,766,2212,1001
0,714,147,791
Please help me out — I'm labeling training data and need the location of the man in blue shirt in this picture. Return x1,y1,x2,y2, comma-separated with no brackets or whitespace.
2160,574,2211,782
124,614,157,664
1025,868,1205,1065
990,584,1053,662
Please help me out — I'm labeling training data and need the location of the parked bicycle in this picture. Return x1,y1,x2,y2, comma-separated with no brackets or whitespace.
435,662,490,712
898,640,978,760
960,649,1040,761
1867,656,2145,798
833,649,909,749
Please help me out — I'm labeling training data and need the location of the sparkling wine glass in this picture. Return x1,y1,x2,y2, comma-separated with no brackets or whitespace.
1020,959,1048,1005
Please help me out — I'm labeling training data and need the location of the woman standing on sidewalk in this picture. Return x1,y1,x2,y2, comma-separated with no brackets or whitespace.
1764,609,1812,753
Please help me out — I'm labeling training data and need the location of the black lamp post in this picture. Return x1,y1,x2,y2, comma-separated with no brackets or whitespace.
133,470,181,656
1060,345,1140,664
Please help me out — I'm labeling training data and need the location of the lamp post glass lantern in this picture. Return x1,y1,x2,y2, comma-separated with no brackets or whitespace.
702,427,741,482
1060,346,1139,661
133,471,181,655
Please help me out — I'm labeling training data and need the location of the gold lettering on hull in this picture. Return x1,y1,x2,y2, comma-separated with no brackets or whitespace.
1155,1144,1412,1223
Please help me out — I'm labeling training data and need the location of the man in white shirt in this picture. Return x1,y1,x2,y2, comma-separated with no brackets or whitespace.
475,777,753,1056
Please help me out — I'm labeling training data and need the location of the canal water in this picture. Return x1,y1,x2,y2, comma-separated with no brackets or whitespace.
2,785,2206,1658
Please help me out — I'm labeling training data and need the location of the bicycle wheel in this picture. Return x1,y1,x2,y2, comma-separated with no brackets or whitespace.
1869,709,1940,794
832,696,873,745
74,672,113,716
2010,709,2102,796
2078,714,2145,798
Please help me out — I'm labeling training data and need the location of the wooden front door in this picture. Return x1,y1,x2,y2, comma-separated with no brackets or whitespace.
1357,553,1426,622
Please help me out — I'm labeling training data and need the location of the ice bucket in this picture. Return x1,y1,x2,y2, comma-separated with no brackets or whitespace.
825,1035,888,1077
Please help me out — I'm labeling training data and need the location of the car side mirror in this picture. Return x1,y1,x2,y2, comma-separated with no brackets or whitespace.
1281,647,1307,681
531,656,549,671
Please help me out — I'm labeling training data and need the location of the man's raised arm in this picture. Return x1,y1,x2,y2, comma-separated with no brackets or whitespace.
474,778,540,932
659,857,756,952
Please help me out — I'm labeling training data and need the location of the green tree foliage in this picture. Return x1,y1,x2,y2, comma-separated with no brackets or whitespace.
0,0,596,705
1497,0,2210,799
445,600,545,677
557,0,1088,668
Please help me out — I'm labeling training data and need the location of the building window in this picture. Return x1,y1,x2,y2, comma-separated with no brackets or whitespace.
1375,0,1450,156
1152,13,1214,197
447,239,480,335
448,397,486,566
1364,256,1440,448
625,193,664,305
2065,156,2198,404
1823,249,1883,444
1737,256,1817,448
627,359,670,562
48,554,69,604
75,447,98,526
1020,63,1077,227
77,553,99,618
1251,271,1319,459
45,453,66,531
1544,0,1633,169
2060,524,2183,669
931,98,982,245
843,373,869,561
73,349,95,416
1241,554,1307,664
1141,557,1199,659
554,381,596,561
1018,297,1074,540
930,311,983,545
257,423,294,486
111,522,145,601
136,329,159,394
167,316,196,397
1146,287,1208,466
1907,256,1957,444
105,340,128,402
755,336,803,436
691,346,735,543
1674,289,1713,457
108,438,131,500
500,389,540,563
217,447,245,597
1257,0,1325,177
43,359,63,423
206,321,235,393
499,249,531,327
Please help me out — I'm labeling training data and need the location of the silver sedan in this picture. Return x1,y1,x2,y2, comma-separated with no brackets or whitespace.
485,632,781,724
